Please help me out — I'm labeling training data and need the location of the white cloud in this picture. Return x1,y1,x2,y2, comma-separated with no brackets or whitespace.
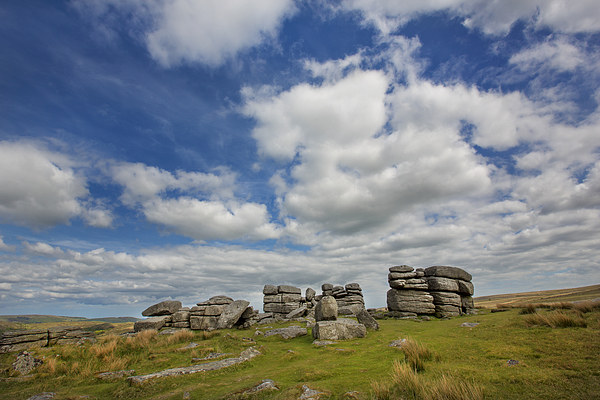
244,68,492,236
143,197,280,241
111,161,279,241
0,236,15,252
510,36,586,72
146,0,296,67
342,0,600,35
0,141,106,228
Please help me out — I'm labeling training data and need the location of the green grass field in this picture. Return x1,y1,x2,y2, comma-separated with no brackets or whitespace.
1,302,599,400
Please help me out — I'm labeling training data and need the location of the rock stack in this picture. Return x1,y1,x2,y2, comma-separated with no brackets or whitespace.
312,295,367,340
262,285,303,317
320,283,365,315
135,296,258,332
386,265,474,318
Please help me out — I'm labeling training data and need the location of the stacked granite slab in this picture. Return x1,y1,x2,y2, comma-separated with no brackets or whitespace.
263,285,302,317
1,328,96,353
320,283,366,315
135,297,257,332
386,265,474,318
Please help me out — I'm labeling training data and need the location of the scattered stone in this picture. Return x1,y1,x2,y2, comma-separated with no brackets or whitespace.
356,309,379,330
460,322,479,328
312,319,367,340
299,384,325,400
142,300,182,317
507,359,519,366
244,379,279,394
128,347,261,385
26,393,55,400
264,326,307,339
312,340,335,346
180,342,199,350
12,351,42,375
183,392,191,399
190,352,230,362
315,296,338,321
96,370,135,380
389,339,407,348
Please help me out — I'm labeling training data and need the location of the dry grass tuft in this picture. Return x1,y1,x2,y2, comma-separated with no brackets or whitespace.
400,338,434,372
392,359,421,396
423,374,484,400
523,310,587,328
167,329,195,344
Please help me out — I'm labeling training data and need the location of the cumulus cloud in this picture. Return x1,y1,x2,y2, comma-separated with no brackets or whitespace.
510,36,586,72
342,0,600,35
74,0,297,67
0,141,111,229
111,161,280,241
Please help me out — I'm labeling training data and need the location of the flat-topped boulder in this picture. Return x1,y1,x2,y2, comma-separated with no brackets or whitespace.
142,300,182,316
312,319,367,340
424,266,472,282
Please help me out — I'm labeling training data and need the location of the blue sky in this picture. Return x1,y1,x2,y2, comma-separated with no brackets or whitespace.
1,0,599,318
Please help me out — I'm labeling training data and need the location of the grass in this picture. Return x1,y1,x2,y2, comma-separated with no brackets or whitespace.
0,305,599,399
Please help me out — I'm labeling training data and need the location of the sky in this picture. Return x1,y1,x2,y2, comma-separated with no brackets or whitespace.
1,0,599,318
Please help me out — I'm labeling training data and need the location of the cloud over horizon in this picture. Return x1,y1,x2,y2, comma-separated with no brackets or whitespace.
0,1,599,317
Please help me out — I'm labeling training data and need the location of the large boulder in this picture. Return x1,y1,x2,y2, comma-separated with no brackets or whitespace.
426,277,459,292
356,309,379,330
315,295,338,321
305,287,316,302
457,280,474,295
312,319,367,340
424,266,472,282
190,316,219,331
387,289,435,314
134,316,171,332
141,300,182,317
216,300,250,329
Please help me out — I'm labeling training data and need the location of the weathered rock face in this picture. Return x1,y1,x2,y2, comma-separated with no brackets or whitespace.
356,308,379,330
134,316,171,332
12,351,43,374
263,284,302,318
312,319,367,340
315,295,338,321
386,265,475,318
142,300,182,317
217,300,250,329
1,328,96,353
319,282,366,315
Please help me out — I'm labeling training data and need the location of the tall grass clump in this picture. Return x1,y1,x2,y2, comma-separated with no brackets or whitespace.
519,304,537,314
572,300,600,313
167,329,195,344
523,310,587,328
423,375,484,400
400,338,434,372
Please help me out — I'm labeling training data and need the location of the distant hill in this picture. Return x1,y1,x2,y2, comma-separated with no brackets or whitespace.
474,284,600,308
0,314,139,324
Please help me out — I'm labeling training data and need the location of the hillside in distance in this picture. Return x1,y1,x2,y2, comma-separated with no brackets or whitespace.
474,284,600,308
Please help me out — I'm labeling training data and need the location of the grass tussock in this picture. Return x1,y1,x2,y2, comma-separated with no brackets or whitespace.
371,360,483,400
423,374,484,400
523,310,587,328
167,329,195,344
399,338,434,372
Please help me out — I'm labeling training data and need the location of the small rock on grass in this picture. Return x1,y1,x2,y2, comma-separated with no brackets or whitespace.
312,340,335,346
299,385,325,400
96,370,135,380
13,352,43,375
389,339,407,348
244,379,279,394
27,394,55,400
507,359,519,366
460,322,479,328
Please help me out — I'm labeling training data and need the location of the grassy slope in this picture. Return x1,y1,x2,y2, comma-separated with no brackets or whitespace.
1,307,599,400
474,284,600,308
